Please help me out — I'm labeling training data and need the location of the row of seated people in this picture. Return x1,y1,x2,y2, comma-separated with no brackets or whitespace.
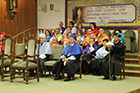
30,32,124,82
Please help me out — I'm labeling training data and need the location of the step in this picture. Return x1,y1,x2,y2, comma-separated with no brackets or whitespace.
125,58,139,62
125,64,140,68
123,70,140,74
125,53,138,56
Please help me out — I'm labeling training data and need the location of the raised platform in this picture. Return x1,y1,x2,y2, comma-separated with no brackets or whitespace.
124,52,140,77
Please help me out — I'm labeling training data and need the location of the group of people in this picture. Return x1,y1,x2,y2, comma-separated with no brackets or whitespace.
33,21,125,82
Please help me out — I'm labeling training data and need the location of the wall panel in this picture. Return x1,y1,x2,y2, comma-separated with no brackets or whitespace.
0,0,37,36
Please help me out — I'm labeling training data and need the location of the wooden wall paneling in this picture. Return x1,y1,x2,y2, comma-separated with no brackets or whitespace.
0,0,37,36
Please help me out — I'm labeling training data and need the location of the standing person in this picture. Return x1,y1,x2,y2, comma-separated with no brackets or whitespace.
59,21,66,34
111,29,125,44
52,34,82,81
63,21,76,35
82,38,98,75
101,33,124,80
45,30,52,42
74,23,85,34
35,33,52,76
85,22,99,36
51,21,66,36
83,28,97,47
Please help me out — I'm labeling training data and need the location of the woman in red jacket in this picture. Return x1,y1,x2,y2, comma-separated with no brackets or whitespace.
85,22,99,36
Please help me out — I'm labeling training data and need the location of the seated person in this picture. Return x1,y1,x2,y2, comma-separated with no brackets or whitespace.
63,21,76,35
61,26,72,46
50,37,60,52
34,33,52,76
83,28,97,46
52,34,82,81
74,23,85,34
111,29,125,44
0,32,8,53
96,39,109,58
96,28,110,48
49,28,63,44
89,39,109,75
45,30,52,42
85,22,99,36
82,38,98,75
76,29,85,45
101,33,124,80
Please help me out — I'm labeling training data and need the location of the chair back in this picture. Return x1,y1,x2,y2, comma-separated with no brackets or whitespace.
27,36,36,60
15,43,25,55
4,36,12,55
104,30,111,37
27,40,35,56
52,45,64,59
124,30,135,37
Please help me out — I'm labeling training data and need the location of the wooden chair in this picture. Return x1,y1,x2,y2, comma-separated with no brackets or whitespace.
44,45,64,77
120,46,126,80
62,45,83,80
10,35,39,84
0,35,13,81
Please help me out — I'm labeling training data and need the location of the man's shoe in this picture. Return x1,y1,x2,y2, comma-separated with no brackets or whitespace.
84,72,89,75
54,76,62,80
64,77,71,81
112,76,117,81
103,77,109,80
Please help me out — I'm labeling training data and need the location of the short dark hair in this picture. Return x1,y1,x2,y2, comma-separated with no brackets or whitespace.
89,38,95,41
45,30,51,36
56,28,60,31
90,22,97,28
59,21,63,24
69,21,74,26
103,39,109,42
67,26,72,30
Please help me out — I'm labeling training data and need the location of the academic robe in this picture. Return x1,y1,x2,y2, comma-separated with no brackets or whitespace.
85,28,99,35
61,33,71,45
89,46,109,75
83,34,97,46
35,42,52,73
46,36,52,42
100,41,124,78
52,42,82,77
0,41,5,53
82,44,98,73
97,33,110,44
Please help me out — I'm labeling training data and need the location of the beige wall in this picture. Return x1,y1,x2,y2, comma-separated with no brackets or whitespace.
37,0,65,29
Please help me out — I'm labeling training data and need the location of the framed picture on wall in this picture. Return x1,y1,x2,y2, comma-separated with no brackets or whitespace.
50,4,54,11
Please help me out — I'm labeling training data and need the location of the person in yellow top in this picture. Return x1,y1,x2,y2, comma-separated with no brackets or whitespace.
96,28,110,48
83,28,97,46
49,28,63,44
